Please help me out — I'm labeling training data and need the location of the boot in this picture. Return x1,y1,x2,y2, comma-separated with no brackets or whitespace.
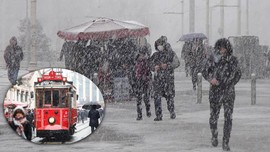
170,112,176,119
136,116,142,121
154,115,162,121
146,111,151,117
136,113,142,121
136,114,142,120
222,138,230,151
211,129,218,147
154,117,162,121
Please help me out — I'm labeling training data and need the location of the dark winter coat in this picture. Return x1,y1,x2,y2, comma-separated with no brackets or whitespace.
71,40,87,72
4,44,24,69
134,57,152,95
10,120,32,141
181,42,192,60
202,54,242,102
194,44,207,72
88,109,100,127
59,41,75,69
26,112,34,124
150,48,180,97
110,44,135,78
85,44,101,77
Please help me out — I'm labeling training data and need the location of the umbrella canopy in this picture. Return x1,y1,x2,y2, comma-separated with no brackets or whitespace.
179,33,207,42
82,102,102,110
57,18,150,41
4,100,28,109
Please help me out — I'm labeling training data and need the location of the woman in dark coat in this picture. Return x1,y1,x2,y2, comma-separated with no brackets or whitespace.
134,46,152,120
150,36,180,121
202,38,242,151
10,106,32,141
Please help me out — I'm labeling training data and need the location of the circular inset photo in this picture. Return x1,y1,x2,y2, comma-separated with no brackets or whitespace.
3,68,105,144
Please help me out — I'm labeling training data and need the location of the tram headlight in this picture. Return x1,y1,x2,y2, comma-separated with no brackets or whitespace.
48,117,56,124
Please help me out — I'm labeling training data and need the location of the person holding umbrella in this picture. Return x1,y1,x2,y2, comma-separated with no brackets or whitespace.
88,104,100,133
190,38,207,90
202,38,242,151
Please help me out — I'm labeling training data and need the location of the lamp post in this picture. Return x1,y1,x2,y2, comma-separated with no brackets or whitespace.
163,0,184,36
189,0,195,32
209,3,240,43
28,0,37,71
246,0,249,35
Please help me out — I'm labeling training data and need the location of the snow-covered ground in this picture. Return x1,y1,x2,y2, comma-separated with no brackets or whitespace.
0,69,270,152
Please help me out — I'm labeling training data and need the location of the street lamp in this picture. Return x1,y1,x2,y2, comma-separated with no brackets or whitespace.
28,0,37,71
163,0,184,36
209,4,240,43
246,0,249,35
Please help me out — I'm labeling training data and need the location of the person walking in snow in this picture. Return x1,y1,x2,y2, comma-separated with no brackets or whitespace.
190,38,207,90
181,41,193,77
150,36,180,121
59,40,75,69
88,105,100,133
134,46,152,120
4,36,24,85
202,38,242,151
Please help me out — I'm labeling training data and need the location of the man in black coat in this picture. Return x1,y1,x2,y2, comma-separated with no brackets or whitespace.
4,36,24,85
150,36,180,121
202,38,242,151
59,41,75,69
88,105,100,133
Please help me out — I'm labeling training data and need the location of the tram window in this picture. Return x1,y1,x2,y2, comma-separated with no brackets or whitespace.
45,91,51,104
61,89,68,108
39,96,43,108
53,90,59,107
36,90,44,108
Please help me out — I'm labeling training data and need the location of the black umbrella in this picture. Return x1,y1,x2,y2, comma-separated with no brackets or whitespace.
82,102,102,110
179,33,207,42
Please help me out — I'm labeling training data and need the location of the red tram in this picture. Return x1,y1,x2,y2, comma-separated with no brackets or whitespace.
34,70,77,140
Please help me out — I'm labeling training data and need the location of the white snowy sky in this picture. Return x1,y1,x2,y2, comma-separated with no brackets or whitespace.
1,0,270,53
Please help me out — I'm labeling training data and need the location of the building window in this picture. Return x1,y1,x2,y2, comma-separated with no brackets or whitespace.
17,90,20,102
21,91,24,102
25,92,28,103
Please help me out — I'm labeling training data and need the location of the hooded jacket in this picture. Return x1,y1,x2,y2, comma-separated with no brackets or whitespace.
4,37,24,68
150,37,180,97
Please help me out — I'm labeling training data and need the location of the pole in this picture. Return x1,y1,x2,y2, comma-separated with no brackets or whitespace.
209,7,212,44
26,0,28,18
189,0,195,32
206,0,210,38
220,0,224,37
0,1,6,68
251,73,256,105
237,0,241,35
28,0,37,71
181,0,184,35
197,73,202,104
246,0,249,35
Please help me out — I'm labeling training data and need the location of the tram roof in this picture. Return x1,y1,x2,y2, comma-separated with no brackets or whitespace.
35,81,76,89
